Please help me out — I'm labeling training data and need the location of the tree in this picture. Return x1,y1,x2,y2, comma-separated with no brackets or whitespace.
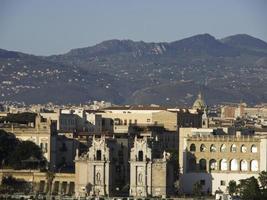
227,180,237,196
0,175,31,194
259,171,267,189
0,130,46,169
0,130,19,167
0,112,36,124
9,140,44,169
259,171,267,200
238,176,261,200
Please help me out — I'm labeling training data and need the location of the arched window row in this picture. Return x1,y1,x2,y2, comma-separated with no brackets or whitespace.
188,158,259,172
188,143,258,153
219,159,259,172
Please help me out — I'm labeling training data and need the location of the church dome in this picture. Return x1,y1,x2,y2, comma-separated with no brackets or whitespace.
192,93,206,110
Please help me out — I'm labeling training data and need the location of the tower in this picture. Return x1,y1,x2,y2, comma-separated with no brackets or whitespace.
129,136,152,197
75,135,111,197
192,92,206,111
129,136,169,198
202,107,209,128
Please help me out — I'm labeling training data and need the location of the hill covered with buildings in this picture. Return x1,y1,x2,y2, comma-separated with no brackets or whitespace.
1,33,267,105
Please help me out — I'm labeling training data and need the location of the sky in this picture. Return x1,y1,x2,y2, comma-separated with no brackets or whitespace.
0,0,266,56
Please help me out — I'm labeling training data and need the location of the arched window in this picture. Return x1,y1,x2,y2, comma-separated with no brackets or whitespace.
210,144,216,152
188,157,197,171
199,159,207,171
220,144,227,152
189,144,196,152
220,159,228,171
231,144,237,152
209,159,217,171
200,144,207,152
230,159,238,171
241,145,247,153
96,150,102,160
251,145,257,153
138,151,144,161
240,160,248,171
251,160,258,171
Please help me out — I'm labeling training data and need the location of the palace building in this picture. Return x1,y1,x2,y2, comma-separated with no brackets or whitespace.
179,128,267,194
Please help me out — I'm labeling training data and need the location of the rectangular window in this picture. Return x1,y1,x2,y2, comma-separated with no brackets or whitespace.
129,119,132,124
220,180,226,186
147,119,151,122
134,119,137,124
124,120,127,125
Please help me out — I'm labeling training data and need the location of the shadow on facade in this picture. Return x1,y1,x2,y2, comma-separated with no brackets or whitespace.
180,149,213,196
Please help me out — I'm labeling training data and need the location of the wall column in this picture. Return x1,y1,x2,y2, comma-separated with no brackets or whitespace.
66,182,70,195
58,182,62,195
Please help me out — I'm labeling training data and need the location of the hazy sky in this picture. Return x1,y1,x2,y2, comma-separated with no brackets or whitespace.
0,0,266,55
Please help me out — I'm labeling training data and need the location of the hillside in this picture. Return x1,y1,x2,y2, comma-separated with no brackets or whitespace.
1,33,267,106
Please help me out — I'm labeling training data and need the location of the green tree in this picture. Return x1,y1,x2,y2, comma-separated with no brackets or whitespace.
9,140,44,169
259,171,267,200
0,175,31,194
259,171,267,189
0,112,36,124
0,130,19,167
238,176,261,200
0,130,46,169
227,180,237,196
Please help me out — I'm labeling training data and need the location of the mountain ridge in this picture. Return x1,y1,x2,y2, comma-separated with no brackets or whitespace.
1,33,267,106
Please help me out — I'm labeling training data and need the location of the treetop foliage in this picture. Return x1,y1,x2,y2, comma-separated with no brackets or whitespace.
0,129,46,169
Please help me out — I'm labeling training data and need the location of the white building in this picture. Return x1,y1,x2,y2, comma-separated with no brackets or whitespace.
179,127,267,195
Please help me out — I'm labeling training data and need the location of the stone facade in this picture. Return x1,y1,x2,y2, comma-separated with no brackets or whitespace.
0,169,75,196
75,135,172,198
129,136,169,198
75,136,112,197
179,129,267,195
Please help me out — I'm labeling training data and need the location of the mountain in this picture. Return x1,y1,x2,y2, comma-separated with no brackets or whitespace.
0,49,124,104
169,33,240,57
1,34,267,106
221,34,267,53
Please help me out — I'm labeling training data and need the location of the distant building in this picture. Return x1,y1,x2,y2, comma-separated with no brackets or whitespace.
179,127,267,195
192,92,206,111
40,109,87,132
221,103,267,119
0,114,57,166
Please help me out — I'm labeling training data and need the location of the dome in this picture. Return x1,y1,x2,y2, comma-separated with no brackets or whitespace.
192,93,206,110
